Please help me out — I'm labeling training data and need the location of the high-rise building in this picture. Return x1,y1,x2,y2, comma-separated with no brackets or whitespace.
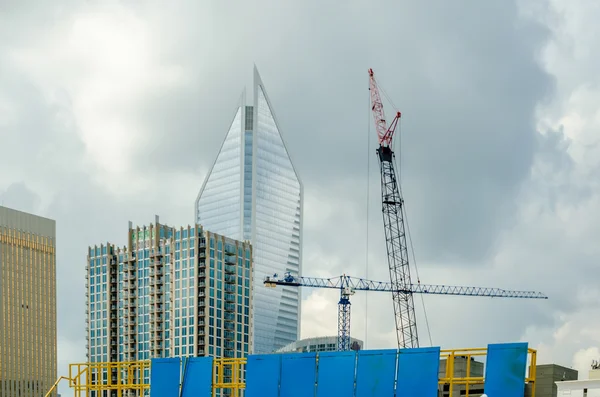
195,67,303,354
86,217,252,389
0,206,57,397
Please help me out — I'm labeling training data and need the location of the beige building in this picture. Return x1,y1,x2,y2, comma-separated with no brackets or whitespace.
0,206,57,397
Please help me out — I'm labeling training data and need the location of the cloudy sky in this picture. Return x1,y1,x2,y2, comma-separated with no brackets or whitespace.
2,0,600,390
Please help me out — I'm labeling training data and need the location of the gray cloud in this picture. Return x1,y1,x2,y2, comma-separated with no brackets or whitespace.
1,0,599,392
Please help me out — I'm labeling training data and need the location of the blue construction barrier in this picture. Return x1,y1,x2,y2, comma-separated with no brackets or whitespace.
484,342,529,397
151,342,530,397
149,358,181,397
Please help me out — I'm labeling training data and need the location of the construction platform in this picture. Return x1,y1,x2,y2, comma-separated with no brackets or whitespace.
48,342,537,397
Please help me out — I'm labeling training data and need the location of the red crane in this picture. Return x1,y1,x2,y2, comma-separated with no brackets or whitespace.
368,68,419,348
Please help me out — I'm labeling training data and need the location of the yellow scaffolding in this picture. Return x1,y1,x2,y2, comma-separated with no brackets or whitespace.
50,348,536,397
52,358,245,397
212,357,246,397
439,347,537,397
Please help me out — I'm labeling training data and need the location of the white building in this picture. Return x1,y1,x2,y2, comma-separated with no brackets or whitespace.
276,336,363,353
196,67,303,354
556,368,600,396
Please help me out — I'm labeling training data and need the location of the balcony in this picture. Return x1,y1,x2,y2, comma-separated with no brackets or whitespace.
224,264,236,274
225,284,235,293
225,293,235,303
224,312,235,321
224,350,234,358
198,271,206,278
224,322,234,331
199,299,206,307
225,341,235,350
224,303,235,312
224,331,235,340
225,274,236,284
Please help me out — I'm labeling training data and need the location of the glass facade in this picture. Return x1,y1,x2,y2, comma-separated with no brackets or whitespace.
196,106,243,241
196,68,303,353
0,206,57,397
86,221,252,394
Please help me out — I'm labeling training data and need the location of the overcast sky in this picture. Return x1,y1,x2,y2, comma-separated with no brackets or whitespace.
2,0,600,391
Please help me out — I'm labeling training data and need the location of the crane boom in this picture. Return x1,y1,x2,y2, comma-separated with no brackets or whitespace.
264,273,549,299
265,272,547,351
369,68,418,348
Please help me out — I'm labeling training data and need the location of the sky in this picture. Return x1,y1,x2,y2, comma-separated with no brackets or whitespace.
1,0,600,391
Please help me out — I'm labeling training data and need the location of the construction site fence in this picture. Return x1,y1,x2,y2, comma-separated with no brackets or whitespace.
47,342,537,397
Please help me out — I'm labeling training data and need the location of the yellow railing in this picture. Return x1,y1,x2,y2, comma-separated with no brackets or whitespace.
439,347,537,397
50,358,245,397
50,348,536,397
59,361,151,397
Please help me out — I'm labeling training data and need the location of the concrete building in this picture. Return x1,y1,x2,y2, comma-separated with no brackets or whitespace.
196,67,303,354
86,217,252,389
276,336,364,353
0,206,57,397
534,364,579,397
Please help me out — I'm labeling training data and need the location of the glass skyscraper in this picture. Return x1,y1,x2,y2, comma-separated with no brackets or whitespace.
195,67,303,354
0,206,57,397
86,218,252,394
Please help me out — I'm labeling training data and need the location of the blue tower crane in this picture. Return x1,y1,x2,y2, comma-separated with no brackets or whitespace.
264,272,548,351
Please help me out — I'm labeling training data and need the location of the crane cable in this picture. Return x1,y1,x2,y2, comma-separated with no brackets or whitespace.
395,120,433,347
378,74,433,346
365,77,371,350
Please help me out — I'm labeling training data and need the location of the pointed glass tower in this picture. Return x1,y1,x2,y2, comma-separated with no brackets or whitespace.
195,67,303,354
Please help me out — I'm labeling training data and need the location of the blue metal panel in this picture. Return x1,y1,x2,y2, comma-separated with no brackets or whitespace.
181,357,213,397
484,342,529,397
316,351,357,397
396,347,441,396
280,352,317,397
246,354,281,397
150,358,181,397
355,349,397,397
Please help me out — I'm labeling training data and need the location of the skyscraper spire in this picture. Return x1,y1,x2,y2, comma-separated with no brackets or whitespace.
196,68,303,353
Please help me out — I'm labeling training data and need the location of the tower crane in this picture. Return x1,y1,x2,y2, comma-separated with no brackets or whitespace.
264,272,548,351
